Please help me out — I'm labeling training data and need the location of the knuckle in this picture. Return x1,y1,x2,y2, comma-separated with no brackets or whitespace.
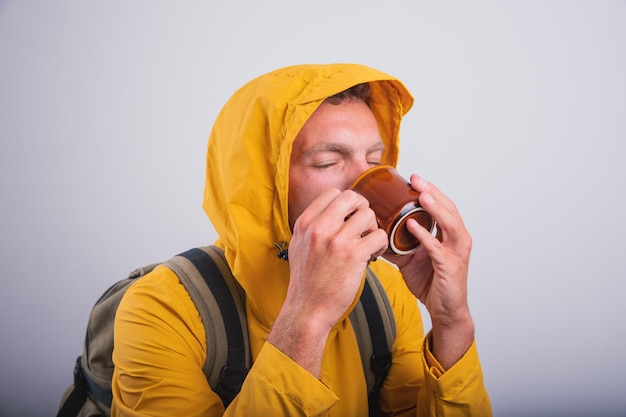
308,221,328,243
292,215,309,236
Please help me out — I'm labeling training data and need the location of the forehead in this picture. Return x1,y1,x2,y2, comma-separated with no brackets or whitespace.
291,100,383,154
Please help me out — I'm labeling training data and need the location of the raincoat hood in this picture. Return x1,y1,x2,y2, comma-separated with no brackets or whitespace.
203,63,413,328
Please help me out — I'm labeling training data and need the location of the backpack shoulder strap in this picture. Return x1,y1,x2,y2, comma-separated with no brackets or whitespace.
348,266,396,416
165,245,250,408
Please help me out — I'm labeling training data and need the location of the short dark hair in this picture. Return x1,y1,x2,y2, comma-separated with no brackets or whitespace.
324,83,371,106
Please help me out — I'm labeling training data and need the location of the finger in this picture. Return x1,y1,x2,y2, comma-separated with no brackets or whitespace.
341,203,388,258
417,191,465,245
294,188,343,230
409,174,457,215
325,190,371,225
410,174,469,240
361,228,389,261
406,217,444,260
296,189,379,249
343,205,379,236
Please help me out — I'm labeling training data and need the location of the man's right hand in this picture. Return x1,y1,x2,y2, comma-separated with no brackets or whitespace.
267,188,387,376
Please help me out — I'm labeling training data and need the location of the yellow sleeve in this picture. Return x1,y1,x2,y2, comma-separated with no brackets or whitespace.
111,265,339,417
370,260,492,417
111,265,223,417
420,332,492,415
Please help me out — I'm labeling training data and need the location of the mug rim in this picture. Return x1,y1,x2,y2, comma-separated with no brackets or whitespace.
350,164,396,190
389,206,433,255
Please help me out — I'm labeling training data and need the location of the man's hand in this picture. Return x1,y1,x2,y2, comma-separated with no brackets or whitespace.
268,188,388,376
384,175,475,370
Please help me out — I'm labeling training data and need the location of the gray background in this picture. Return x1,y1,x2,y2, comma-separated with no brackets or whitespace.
1,1,625,416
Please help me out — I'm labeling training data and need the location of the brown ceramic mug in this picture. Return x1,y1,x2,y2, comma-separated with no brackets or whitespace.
351,165,435,255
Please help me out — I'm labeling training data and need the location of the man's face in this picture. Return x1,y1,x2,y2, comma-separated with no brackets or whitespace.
288,99,385,230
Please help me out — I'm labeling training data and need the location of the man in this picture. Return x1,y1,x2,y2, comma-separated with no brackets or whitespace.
112,63,491,416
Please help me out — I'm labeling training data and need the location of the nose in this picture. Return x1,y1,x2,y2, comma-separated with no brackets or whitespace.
345,159,373,190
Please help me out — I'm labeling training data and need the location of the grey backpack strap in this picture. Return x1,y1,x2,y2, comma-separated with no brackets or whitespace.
165,245,250,408
349,267,396,416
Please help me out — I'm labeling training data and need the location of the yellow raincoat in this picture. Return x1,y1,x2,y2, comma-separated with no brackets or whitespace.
112,64,491,416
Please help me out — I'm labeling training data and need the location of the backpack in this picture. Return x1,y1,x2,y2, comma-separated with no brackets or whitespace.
56,246,396,417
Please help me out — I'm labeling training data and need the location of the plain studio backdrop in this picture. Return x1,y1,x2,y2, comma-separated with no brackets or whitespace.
1,1,625,416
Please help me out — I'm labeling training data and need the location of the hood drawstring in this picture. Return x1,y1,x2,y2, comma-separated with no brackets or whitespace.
274,242,289,261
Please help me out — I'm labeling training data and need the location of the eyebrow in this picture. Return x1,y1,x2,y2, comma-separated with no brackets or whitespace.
301,141,385,158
